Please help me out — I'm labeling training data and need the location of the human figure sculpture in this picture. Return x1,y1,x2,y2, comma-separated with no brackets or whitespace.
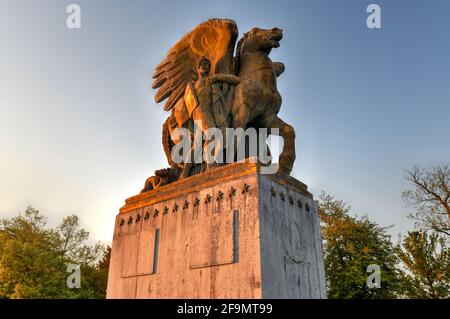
179,56,240,175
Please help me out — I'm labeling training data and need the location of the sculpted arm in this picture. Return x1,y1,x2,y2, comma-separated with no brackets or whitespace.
208,74,240,85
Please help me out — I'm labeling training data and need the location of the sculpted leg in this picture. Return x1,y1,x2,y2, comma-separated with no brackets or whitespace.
191,106,216,132
267,116,296,175
191,107,220,169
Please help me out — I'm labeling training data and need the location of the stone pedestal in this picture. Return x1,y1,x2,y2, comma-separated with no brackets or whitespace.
106,163,326,298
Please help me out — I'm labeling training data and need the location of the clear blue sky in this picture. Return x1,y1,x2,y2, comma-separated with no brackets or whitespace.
1,0,449,243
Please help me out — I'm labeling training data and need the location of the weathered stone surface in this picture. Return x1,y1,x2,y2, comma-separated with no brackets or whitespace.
107,163,326,298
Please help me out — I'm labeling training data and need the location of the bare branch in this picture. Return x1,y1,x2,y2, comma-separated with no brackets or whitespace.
403,164,450,237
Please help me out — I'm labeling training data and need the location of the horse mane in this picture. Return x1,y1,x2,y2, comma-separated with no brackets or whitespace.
233,34,247,75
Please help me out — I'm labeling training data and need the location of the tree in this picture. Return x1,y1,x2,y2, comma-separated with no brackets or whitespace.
0,207,67,298
319,193,404,298
96,246,111,296
398,231,450,298
54,215,109,299
56,214,105,267
402,164,450,237
0,207,109,299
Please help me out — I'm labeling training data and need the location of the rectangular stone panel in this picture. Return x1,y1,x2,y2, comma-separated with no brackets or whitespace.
136,227,156,275
189,210,236,268
121,225,140,277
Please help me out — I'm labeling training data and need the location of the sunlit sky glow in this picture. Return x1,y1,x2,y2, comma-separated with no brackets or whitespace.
1,0,449,243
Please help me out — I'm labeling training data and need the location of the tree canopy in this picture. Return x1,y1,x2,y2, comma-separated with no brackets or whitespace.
0,207,109,299
398,231,450,298
319,193,403,298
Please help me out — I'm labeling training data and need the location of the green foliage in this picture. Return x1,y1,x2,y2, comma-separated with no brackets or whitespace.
398,231,450,298
319,193,404,298
0,207,110,299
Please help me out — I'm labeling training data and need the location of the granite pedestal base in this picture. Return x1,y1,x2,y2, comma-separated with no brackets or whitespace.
106,163,326,298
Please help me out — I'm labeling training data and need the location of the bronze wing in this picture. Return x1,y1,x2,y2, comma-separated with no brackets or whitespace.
152,18,238,112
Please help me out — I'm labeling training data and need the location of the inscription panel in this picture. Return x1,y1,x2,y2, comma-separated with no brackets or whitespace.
189,210,237,268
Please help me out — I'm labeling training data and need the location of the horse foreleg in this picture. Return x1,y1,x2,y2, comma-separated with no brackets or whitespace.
268,116,296,175
230,100,250,163
272,62,285,77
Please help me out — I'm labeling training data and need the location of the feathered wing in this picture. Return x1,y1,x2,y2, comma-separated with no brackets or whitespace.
152,18,238,112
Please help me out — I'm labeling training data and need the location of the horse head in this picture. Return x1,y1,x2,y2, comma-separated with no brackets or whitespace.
238,27,283,56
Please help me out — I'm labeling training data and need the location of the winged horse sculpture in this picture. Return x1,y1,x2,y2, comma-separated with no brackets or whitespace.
142,18,296,192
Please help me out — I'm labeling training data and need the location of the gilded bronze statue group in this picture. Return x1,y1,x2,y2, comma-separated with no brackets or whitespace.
142,19,296,193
